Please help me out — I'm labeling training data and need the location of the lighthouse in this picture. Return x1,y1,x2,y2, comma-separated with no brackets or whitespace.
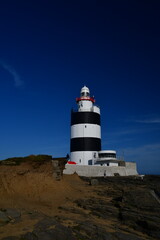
65,85,138,176
70,86,101,165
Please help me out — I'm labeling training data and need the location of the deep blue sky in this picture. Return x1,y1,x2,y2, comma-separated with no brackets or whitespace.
0,0,160,174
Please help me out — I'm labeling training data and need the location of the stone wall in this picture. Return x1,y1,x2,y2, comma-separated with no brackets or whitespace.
52,158,67,180
125,162,138,176
63,162,138,177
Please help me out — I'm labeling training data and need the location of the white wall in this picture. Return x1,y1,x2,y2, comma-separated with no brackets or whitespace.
64,163,138,177
70,151,98,165
78,100,93,111
71,124,101,138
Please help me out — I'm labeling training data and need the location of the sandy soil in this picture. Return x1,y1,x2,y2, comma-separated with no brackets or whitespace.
0,162,91,215
0,162,159,240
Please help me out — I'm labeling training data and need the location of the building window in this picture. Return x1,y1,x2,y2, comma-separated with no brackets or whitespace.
99,153,116,158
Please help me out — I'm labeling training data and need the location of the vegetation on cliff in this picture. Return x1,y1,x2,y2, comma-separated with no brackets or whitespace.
0,154,54,165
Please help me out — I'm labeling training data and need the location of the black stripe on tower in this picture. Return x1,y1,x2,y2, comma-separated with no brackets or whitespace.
70,138,101,152
71,111,100,126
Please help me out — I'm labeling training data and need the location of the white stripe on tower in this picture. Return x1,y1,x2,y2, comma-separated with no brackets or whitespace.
71,124,101,139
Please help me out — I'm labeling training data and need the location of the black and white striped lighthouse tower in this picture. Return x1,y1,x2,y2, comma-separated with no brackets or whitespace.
70,86,101,165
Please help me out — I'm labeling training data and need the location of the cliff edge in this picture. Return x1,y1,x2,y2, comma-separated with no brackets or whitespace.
0,156,160,240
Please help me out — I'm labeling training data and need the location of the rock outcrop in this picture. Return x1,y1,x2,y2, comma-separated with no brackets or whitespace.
0,157,159,240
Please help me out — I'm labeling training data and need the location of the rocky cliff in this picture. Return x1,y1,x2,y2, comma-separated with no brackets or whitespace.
0,157,160,240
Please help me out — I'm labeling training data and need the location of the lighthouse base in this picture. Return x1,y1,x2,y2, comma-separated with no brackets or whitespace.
63,162,138,177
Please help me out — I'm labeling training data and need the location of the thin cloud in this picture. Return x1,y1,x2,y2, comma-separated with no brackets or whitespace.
102,125,160,149
118,143,160,174
135,119,160,123
103,127,154,140
123,143,160,156
126,115,160,124
0,61,24,87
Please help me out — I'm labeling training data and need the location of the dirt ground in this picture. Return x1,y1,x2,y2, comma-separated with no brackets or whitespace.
0,161,160,240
